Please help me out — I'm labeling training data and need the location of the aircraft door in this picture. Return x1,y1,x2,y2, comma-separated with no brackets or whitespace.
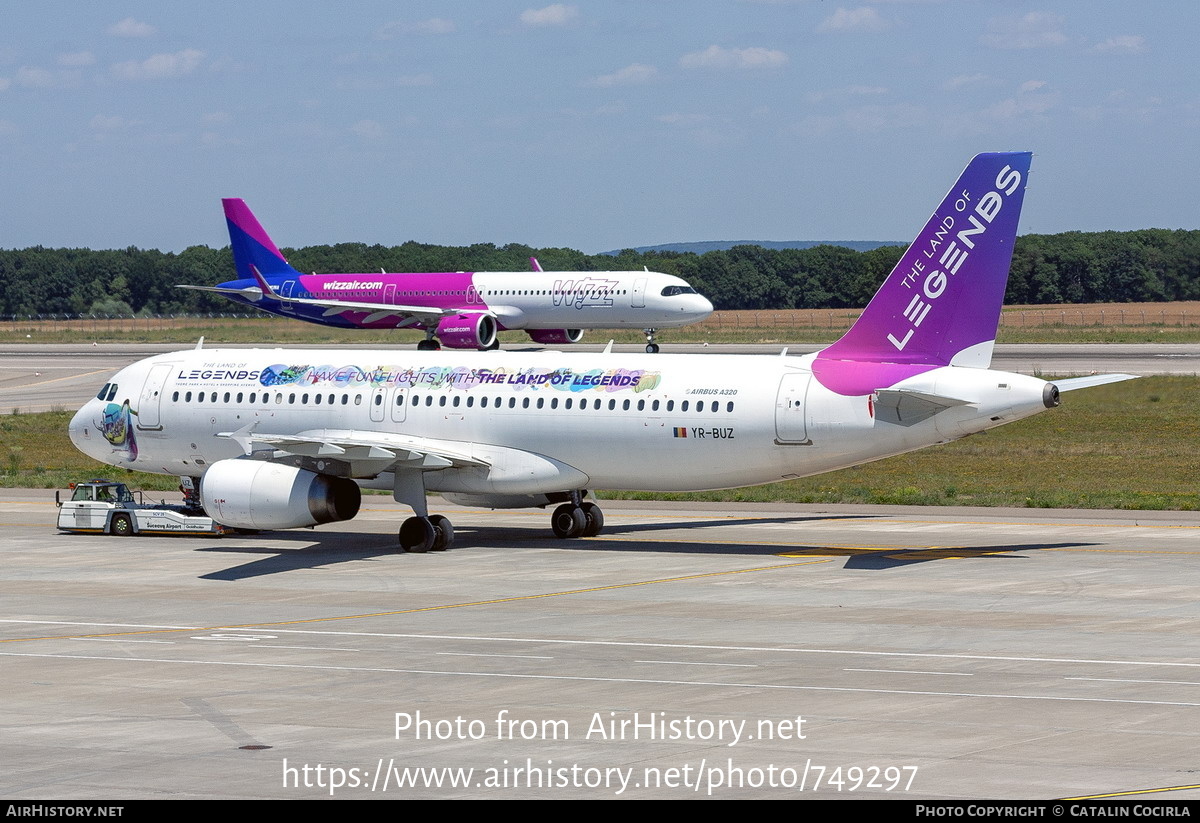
774,373,811,443
632,278,647,308
391,387,408,423
369,388,387,423
384,284,396,305
281,280,296,298
136,363,174,429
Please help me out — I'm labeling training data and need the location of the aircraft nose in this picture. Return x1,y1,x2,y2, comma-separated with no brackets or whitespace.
68,403,96,456
689,293,714,319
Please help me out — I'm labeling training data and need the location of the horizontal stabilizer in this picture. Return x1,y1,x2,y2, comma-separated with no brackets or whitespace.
873,388,971,426
1053,374,1140,392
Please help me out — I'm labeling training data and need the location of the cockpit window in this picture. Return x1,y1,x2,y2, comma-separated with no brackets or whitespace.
660,286,697,297
106,384,118,401
96,383,111,400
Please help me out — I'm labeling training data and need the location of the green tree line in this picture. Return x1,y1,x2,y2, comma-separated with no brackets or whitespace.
0,228,1196,317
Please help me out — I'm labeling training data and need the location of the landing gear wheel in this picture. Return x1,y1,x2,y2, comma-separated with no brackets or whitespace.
417,339,441,352
551,504,587,539
581,502,604,537
486,337,501,351
110,514,133,536
643,328,660,353
429,514,454,551
399,516,437,553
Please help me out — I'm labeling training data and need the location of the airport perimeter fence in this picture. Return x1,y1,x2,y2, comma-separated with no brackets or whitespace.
699,306,1200,330
1,305,1198,336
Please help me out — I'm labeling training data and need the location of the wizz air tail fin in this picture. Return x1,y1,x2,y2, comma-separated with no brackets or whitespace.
222,198,300,281
818,153,1031,390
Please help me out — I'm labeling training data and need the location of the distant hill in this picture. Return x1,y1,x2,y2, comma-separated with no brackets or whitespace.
599,240,905,256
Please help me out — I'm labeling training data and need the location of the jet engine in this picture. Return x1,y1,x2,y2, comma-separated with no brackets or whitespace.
436,313,498,349
526,328,584,345
200,460,361,530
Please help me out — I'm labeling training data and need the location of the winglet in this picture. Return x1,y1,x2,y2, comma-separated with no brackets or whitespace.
814,152,1032,396
222,198,300,280
530,256,543,272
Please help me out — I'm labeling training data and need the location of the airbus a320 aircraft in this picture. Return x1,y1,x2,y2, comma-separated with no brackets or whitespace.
74,153,1134,553
179,199,713,353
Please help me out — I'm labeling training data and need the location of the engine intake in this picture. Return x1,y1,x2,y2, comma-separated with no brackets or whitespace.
200,461,361,530
526,328,584,345
437,313,498,349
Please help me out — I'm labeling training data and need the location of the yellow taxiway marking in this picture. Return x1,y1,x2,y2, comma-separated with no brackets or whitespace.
0,367,112,392
1061,783,1200,799
1,557,834,644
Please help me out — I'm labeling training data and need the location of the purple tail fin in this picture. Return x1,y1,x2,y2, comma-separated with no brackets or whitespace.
814,152,1031,395
222,198,300,281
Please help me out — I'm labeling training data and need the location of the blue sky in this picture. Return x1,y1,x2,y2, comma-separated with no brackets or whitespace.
2,2,1194,253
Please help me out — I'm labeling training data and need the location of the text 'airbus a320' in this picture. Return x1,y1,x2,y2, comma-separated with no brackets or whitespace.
75,152,1134,553
180,199,713,353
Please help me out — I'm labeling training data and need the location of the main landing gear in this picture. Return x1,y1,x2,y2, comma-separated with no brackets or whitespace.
643,328,660,354
550,491,604,539
399,514,453,553
416,337,441,352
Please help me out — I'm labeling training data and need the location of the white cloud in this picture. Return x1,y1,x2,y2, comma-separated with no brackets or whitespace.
16,66,55,88
944,73,988,91
1020,80,1047,93
981,89,1058,122
520,5,579,27
679,45,788,70
807,85,888,103
108,18,156,38
111,49,204,80
351,119,385,140
375,18,456,39
0,78,11,92
90,114,136,131
981,13,1067,50
655,112,709,126
589,63,658,87
1092,35,1146,55
395,74,436,87
58,51,96,67
818,7,890,34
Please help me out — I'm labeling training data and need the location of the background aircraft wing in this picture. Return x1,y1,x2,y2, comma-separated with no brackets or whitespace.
177,283,265,299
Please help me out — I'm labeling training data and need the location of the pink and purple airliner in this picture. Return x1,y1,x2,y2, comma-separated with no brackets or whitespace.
181,199,713,352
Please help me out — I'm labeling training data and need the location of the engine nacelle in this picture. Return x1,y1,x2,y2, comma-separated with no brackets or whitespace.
436,313,497,349
200,460,361,530
442,492,558,510
526,328,584,345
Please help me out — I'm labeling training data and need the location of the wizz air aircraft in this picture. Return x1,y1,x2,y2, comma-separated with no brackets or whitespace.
73,153,1134,552
180,199,713,353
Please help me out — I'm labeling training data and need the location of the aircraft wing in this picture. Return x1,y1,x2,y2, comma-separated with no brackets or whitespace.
281,295,464,325
217,426,489,477
177,283,265,299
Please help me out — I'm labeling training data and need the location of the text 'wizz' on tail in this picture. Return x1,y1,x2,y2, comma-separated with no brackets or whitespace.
814,152,1032,396
222,198,300,281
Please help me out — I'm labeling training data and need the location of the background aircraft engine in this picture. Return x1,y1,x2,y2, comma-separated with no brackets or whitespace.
436,313,498,349
200,461,361,530
526,328,584,345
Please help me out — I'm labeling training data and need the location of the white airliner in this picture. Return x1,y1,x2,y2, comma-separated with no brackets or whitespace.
71,153,1134,552
180,199,715,353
